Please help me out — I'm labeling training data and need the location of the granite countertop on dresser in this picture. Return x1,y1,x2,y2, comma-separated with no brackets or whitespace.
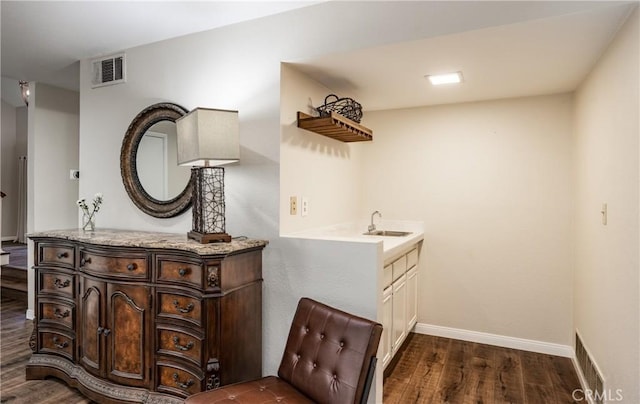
28,228,268,255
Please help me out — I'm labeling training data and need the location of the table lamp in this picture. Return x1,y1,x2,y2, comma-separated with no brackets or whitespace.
176,107,239,243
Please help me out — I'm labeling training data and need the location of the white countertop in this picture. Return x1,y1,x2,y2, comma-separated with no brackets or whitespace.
283,220,424,260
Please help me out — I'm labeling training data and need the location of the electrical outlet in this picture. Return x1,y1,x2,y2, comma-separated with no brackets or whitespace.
69,169,80,180
290,196,297,215
301,197,309,217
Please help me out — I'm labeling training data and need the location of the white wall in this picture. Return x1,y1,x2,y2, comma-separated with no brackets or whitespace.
363,94,575,346
573,7,639,402
280,64,365,234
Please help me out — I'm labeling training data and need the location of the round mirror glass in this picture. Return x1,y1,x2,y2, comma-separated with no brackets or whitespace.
121,103,193,218
136,120,192,201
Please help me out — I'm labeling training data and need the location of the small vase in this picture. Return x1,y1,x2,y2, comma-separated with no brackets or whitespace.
82,213,95,231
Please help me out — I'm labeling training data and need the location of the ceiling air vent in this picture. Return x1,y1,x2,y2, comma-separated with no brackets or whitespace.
92,53,126,88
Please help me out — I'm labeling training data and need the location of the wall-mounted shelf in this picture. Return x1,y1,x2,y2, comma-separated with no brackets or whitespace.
297,111,373,142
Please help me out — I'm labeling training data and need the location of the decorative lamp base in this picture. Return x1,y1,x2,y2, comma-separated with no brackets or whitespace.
187,231,232,244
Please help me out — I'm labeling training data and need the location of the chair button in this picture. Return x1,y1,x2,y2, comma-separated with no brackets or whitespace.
333,374,337,379
313,362,317,368
320,333,325,339
340,341,344,347
305,327,310,333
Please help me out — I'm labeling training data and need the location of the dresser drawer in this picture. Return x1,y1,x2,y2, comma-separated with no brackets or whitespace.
37,243,75,268
157,256,203,288
157,326,203,366
39,300,75,330
157,362,203,398
79,249,148,279
39,272,75,298
39,330,75,361
158,292,202,327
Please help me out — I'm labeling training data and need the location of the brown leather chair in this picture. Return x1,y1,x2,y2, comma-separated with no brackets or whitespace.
185,297,383,404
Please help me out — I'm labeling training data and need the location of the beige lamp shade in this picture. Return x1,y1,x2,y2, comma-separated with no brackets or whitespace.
176,107,240,166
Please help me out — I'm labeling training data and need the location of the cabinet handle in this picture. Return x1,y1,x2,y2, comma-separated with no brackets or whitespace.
172,336,194,351
172,373,194,389
80,257,92,266
178,268,188,277
172,300,194,314
56,252,68,259
54,278,70,288
97,326,111,336
54,308,70,319
52,336,68,349
127,263,137,271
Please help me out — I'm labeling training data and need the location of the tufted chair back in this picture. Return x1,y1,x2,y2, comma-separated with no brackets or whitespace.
277,298,383,404
184,298,382,404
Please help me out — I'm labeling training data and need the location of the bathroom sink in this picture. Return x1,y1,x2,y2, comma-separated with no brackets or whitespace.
363,230,412,237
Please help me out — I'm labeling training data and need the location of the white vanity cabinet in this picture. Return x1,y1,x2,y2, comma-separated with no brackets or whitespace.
381,244,419,369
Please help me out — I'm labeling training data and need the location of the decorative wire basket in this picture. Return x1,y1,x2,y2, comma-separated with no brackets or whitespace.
316,94,363,123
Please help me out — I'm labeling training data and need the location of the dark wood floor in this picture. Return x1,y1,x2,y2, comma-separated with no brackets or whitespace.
0,295,91,403
384,332,582,403
1,242,27,269
1,294,581,403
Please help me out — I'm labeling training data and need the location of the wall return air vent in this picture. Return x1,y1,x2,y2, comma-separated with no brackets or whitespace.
92,53,125,88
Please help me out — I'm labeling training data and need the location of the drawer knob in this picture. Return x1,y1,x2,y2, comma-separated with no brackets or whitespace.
127,263,137,271
172,373,194,389
80,257,92,266
54,308,70,319
56,252,69,259
172,300,194,314
178,268,188,277
52,336,68,349
54,278,70,288
172,336,195,351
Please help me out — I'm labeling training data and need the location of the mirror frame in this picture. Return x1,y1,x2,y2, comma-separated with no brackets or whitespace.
120,102,194,218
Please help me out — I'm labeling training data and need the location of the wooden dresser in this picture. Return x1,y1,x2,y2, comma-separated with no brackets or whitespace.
26,229,267,403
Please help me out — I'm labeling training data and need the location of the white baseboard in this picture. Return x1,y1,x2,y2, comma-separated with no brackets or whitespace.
1,236,17,242
413,322,574,358
26,309,35,320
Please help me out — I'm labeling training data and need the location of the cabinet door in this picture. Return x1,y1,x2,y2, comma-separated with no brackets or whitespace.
392,274,407,354
406,266,418,331
381,286,393,369
79,277,105,377
106,282,151,388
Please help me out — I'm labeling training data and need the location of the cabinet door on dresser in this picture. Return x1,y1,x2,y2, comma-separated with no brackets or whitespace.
79,276,104,377
79,277,152,388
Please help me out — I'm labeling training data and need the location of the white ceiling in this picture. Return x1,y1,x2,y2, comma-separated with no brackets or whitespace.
292,3,635,111
1,1,318,94
1,1,636,111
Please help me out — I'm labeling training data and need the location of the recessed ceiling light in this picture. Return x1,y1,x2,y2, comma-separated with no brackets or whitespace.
426,72,463,86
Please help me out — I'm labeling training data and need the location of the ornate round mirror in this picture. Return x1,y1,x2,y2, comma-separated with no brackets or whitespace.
120,103,194,218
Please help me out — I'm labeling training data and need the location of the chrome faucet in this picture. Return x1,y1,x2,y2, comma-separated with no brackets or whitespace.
368,210,382,233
